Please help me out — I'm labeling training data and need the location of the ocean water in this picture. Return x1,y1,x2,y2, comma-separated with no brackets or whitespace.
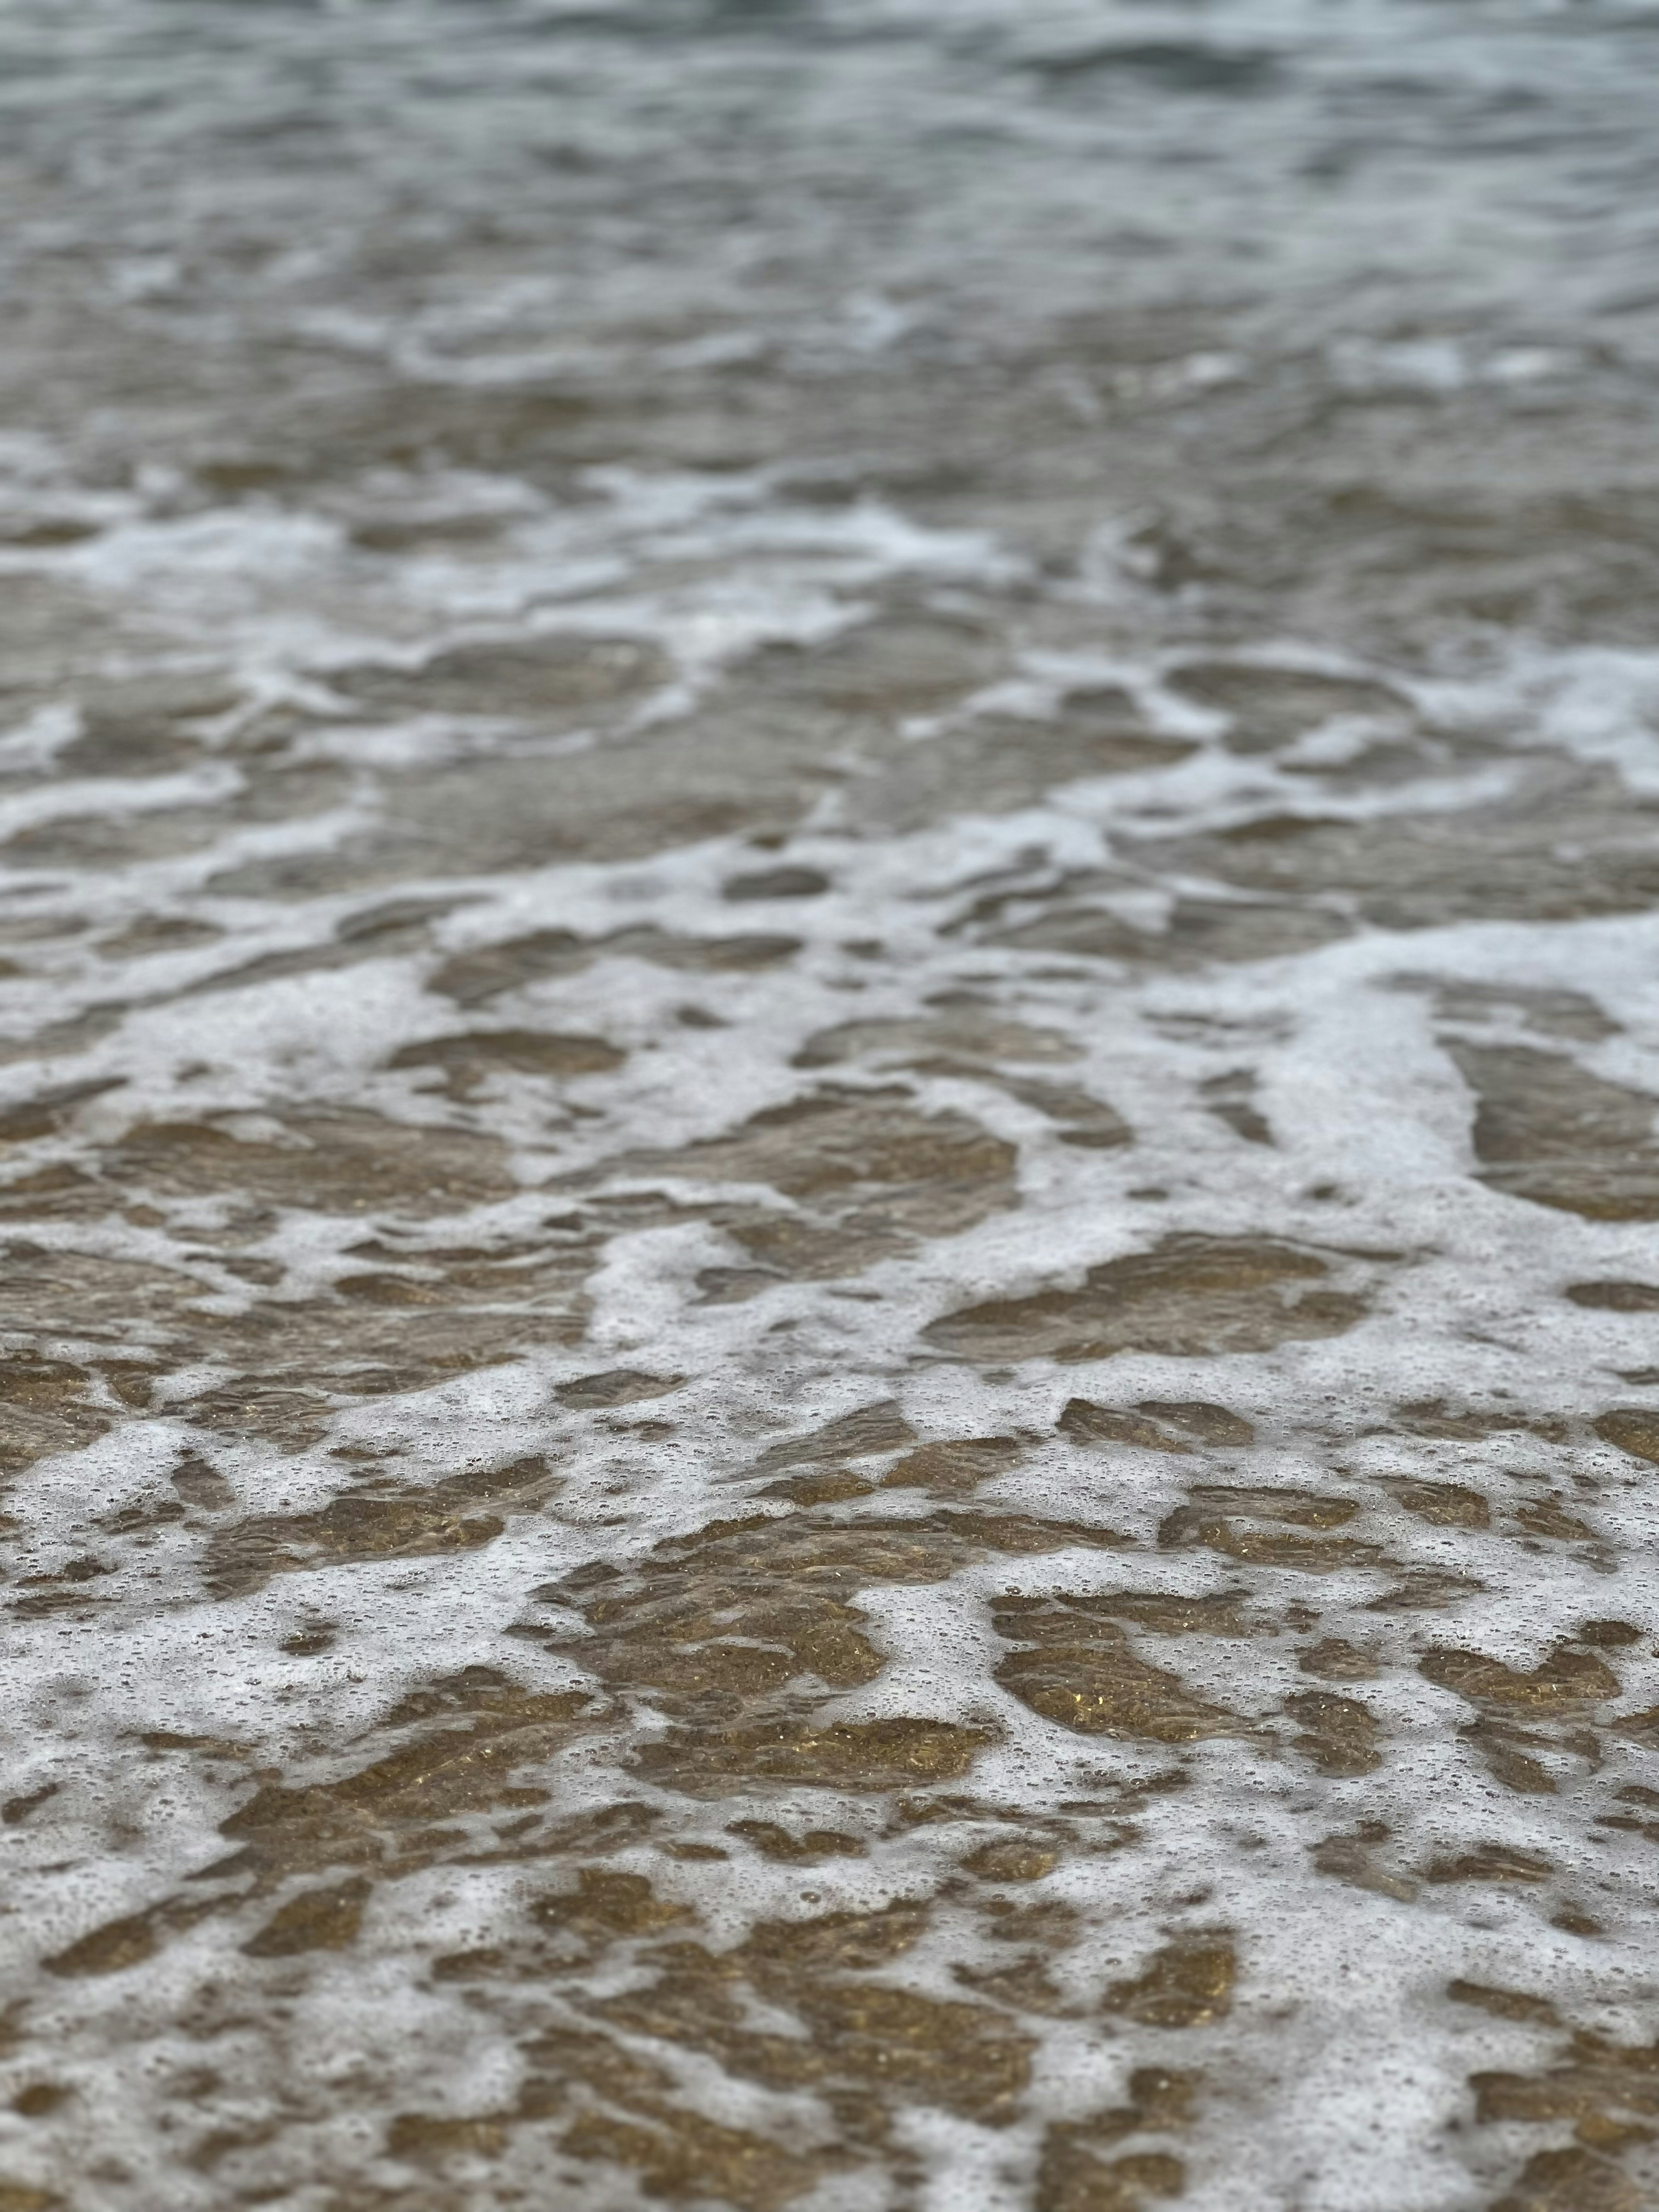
3,3,1659,2207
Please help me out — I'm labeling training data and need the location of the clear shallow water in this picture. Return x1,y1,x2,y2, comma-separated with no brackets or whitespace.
3,4,1659,2209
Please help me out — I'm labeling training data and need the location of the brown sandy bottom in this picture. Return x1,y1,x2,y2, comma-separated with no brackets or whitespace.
5,1,1659,2208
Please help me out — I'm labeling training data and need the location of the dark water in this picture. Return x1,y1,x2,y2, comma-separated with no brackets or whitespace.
4,4,1659,2208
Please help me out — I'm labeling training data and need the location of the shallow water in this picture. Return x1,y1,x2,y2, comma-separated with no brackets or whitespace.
3,3,1659,2208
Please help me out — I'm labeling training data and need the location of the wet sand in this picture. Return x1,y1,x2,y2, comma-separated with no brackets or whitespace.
4,3,1659,2207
